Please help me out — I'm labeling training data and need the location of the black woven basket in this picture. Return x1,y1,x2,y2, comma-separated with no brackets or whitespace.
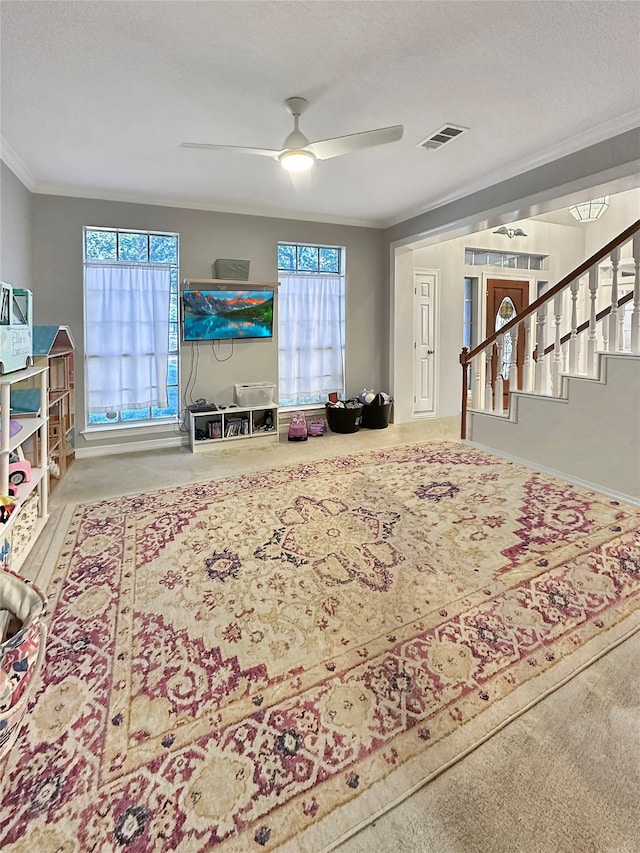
361,401,392,429
325,403,363,434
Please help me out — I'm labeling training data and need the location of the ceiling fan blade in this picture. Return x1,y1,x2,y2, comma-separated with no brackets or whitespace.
180,142,281,159
307,125,403,161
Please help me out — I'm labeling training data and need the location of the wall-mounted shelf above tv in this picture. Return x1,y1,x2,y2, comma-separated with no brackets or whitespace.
182,279,280,289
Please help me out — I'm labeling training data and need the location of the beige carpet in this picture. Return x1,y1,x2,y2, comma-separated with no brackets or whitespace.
342,627,640,853
1,438,639,852
0,428,638,851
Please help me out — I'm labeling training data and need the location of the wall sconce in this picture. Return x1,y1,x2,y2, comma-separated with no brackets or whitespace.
568,197,609,222
493,226,527,239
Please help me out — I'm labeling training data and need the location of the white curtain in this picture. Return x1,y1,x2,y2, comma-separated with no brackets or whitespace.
85,264,172,412
278,274,345,405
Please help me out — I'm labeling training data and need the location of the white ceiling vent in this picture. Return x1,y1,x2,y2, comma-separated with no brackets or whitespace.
418,123,468,151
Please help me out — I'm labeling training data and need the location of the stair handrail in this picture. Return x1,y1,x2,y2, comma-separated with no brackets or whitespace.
459,217,640,438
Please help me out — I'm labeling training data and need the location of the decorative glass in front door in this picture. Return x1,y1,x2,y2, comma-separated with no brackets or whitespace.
495,296,516,380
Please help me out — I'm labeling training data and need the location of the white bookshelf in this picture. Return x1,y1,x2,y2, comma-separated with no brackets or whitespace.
0,364,49,570
188,404,278,451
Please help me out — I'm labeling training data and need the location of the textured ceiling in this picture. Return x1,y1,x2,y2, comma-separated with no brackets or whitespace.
1,1,639,227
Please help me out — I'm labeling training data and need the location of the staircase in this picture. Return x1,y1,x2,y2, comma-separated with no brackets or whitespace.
460,219,640,503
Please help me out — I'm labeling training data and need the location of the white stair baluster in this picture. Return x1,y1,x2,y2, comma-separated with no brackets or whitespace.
609,247,620,351
495,335,504,414
552,292,563,396
631,234,640,353
535,304,548,394
586,266,599,374
509,325,519,392
568,278,580,373
484,350,492,412
523,316,532,392
561,338,568,378
473,354,482,409
618,296,626,352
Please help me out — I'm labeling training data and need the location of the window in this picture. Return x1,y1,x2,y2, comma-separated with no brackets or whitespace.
277,243,345,407
465,248,547,270
83,228,179,429
463,277,476,391
494,296,516,380
463,277,474,351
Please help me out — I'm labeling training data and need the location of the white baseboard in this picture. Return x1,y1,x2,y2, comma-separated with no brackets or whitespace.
464,440,640,506
76,434,188,458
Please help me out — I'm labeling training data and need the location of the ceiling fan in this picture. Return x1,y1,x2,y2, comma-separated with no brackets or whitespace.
181,97,403,172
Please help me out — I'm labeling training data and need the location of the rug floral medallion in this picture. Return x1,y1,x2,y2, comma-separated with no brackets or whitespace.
1,442,639,852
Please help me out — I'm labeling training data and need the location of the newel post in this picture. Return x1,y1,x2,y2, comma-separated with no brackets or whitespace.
460,347,469,440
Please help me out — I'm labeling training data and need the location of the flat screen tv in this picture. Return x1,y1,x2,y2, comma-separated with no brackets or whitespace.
182,289,274,341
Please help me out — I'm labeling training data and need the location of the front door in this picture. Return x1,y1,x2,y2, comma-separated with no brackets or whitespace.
486,279,529,409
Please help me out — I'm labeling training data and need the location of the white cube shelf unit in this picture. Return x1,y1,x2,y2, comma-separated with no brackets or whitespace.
0,364,49,570
188,404,278,452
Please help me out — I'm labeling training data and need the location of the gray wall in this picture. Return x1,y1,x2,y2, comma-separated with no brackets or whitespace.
468,355,640,502
29,194,386,451
1,160,32,289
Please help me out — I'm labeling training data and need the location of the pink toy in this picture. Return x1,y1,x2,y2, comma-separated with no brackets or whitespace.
288,411,308,441
8,446,31,487
308,418,326,437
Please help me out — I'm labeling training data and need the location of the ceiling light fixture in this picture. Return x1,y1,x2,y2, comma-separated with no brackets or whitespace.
279,149,315,172
493,226,527,239
568,197,609,222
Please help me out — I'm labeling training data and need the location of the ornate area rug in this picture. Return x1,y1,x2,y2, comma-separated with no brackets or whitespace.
1,441,639,852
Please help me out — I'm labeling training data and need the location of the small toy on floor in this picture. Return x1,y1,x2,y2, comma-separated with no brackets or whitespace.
308,418,326,436
288,411,308,441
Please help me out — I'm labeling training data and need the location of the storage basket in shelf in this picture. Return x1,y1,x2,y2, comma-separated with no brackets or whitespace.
0,569,48,759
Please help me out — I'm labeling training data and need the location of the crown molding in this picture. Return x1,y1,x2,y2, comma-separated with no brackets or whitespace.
0,137,36,191
5,112,639,231
30,183,379,229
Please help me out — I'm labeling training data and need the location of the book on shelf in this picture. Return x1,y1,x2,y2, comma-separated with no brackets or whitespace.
225,417,248,437
206,420,222,439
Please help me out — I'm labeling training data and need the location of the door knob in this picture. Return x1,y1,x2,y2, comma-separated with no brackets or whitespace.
427,349,434,354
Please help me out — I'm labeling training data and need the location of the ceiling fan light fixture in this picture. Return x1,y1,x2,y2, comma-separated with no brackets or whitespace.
568,196,609,222
279,149,315,172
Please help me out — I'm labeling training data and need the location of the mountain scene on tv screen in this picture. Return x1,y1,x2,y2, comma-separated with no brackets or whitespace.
183,290,273,339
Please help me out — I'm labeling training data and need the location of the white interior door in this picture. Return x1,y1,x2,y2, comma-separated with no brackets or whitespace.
413,269,438,415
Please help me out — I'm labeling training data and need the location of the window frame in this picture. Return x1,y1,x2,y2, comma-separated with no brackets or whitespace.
464,247,548,271
278,242,342,275
277,241,346,408
82,226,180,432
